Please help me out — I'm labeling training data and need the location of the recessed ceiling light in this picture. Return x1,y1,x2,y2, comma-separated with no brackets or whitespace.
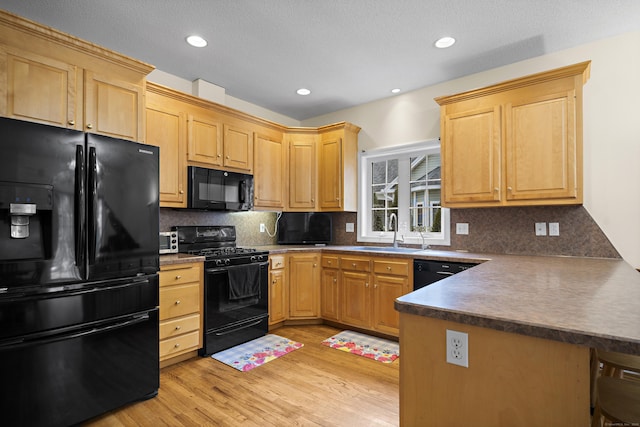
186,35,207,48
391,88,401,94
296,88,311,96
434,36,456,49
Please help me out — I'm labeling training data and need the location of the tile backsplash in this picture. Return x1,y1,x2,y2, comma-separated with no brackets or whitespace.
161,205,620,259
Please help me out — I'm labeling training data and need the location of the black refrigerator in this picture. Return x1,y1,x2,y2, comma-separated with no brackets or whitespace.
0,117,160,427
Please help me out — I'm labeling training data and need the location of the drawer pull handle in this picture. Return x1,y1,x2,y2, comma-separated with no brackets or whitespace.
352,263,356,267
175,300,181,305
175,275,182,280
175,326,181,330
174,343,180,348
387,266,392,270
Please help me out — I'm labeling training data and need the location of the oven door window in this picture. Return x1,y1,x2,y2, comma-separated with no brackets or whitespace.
204,263,268,329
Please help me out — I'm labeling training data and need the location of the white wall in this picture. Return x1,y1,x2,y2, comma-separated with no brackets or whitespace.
147,70,301,127
302,32,640,268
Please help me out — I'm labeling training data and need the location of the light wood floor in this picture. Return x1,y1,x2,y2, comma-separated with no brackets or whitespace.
85,325,400,426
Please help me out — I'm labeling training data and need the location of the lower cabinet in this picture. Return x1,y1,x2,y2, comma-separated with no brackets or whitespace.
159,262,203,366
320,255,340,321
268,254,287,325
371,259,411,335
288,252,321,319
267,251,412,337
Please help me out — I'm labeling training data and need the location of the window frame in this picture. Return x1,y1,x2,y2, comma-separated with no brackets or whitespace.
357,139,450,247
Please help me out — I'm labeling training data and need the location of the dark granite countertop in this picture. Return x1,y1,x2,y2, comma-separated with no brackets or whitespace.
395,253,640,355
159,253,206,266
163,244,640,354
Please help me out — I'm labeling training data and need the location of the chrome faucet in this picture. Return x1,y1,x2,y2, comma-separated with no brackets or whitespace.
389,213,402,248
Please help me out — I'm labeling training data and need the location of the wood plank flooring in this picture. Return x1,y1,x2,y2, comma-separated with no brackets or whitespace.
84,325,399,426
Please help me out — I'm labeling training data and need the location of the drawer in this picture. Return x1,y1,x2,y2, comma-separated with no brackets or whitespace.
160,330,200,360
159,263,201,287
270,255,285,270
159,283,200,320
373,259,410,276
321,256,339,269
159,313,201,340
341,257,371,272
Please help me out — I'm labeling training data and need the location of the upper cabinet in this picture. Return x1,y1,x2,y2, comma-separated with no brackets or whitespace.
435,61,591,208
254,132,286,210
318,124,359,212
287,132,318,211
0,10,153,141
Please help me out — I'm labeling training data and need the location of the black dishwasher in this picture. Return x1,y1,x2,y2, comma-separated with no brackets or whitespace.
413,259,476,290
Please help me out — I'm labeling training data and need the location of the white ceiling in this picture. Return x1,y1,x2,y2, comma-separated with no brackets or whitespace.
2,1,640,121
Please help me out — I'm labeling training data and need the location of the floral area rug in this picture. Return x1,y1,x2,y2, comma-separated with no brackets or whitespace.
211,334,303,372
321,330,399,363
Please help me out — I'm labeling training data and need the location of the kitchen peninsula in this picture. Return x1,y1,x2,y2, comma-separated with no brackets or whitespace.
395,253,640,426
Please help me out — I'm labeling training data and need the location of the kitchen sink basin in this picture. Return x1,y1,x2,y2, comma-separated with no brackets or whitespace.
343,246,421,253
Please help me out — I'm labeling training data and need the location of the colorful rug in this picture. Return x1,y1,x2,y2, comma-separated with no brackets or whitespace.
211,334,303,372
321,330,399,363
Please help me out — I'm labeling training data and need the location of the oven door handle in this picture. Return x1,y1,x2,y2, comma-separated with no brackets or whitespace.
213,317,266,336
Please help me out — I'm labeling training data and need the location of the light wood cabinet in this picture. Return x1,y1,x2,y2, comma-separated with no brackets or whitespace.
287,133,317,210
223,123,253,172
254,133,286,209
371,259,411,335
320,255,340,321
288,252,321,319
318,125,359,212
146,86,187,207
187,112,223,167
0,12,152,141
268,255,287,325
436,61,590,208
159,262,203,366
340,256,372,329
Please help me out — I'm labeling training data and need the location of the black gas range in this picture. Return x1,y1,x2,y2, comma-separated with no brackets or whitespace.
172,225,269,355
173,225,268,265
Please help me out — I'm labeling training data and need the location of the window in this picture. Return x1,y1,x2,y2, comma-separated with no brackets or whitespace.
358,139,450,246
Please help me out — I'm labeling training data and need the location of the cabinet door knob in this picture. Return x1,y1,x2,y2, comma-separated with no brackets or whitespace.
175,325,181,330
226,155,230,159
86,123,93,129
175,275,182,280
179,190,185,194
352,263,356,267
174,343,180,348
374,284,378,288
507,187,513,192
365,283,369,288
311,198,315,202
336,198,340,201
217,154,221,158
68,120,75,126
333,278,337,283
387,266,392,270
175,300,181,305
272,279,277,284
313,263,317,267
494,187,499,192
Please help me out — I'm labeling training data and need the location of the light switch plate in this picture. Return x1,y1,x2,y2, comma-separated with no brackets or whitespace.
549,222,560,236
345,222,355,233
535,222,547,236
456,223,469,235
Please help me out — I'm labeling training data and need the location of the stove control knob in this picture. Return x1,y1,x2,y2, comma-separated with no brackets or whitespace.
250,255,257,262
215,259,224,267
224,258,231,266
258,255,266,262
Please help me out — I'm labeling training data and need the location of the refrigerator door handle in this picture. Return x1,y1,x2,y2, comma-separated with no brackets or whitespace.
0,313,151,350
88,146,97,263
75,144,86,269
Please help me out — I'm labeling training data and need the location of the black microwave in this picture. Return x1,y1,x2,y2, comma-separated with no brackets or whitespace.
187,166,254,211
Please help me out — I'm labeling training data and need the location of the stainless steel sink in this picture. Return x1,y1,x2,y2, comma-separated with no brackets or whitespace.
343,246,421,253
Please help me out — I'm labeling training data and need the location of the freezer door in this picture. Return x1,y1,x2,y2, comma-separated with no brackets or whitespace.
0,117,86,288
86,133,159,281
0,309,159,427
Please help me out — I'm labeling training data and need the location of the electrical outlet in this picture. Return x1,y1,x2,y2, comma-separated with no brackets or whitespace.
535,222,547,236
260,223,266,233
456,223,469,235
345,222,355,233
446,329,469,368
549,222,560,236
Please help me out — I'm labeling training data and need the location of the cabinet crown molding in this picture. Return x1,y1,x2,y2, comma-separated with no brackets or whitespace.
434,61,591,106
0,9,154,75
